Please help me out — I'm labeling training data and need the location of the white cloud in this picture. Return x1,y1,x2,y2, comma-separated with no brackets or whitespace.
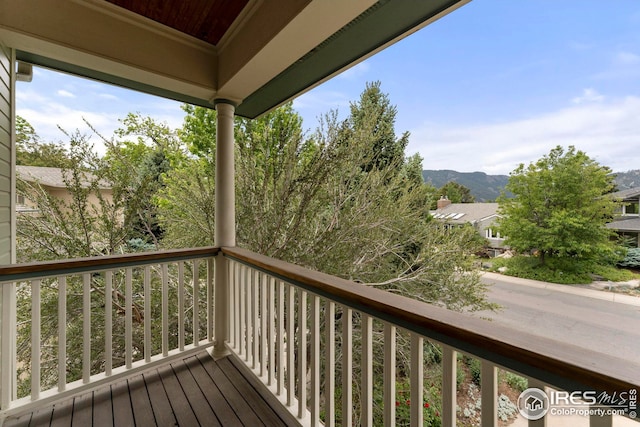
57,90,75,98
98,93,119,101
572,88,604,104
615,51,640,65
337,61,371,80
409,95,640,175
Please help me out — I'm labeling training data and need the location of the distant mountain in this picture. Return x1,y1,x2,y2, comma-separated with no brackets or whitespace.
422,170,509,202
422,169,640,202
613,170,640,191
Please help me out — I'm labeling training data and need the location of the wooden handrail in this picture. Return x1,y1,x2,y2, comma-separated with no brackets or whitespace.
222,246,639,395
0,247,219,282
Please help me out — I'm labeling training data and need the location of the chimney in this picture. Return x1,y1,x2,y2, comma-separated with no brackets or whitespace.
437,195,451,209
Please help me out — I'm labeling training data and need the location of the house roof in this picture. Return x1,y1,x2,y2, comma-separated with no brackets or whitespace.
610,187,640,201
607,217,640,233
431,203,500,224
16,165,111,190
0,0,470,118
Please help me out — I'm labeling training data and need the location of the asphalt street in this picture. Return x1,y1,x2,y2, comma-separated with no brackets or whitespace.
475,274,640,362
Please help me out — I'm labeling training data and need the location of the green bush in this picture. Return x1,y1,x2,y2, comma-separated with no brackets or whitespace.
490,255,639,284
464,356,482,386
504,371,528,393
618,248,640,269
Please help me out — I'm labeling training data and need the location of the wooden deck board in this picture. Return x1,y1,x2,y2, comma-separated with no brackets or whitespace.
142,369,177,426
128,375,156,426
92,386,113,427
111,380,135,427
170,359,221,426
183,356,243,426
2,352,300,427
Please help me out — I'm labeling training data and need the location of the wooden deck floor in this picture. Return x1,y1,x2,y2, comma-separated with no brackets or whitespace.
4,352,300,427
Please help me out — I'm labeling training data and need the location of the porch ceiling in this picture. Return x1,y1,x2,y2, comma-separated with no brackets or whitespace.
0,0,469,118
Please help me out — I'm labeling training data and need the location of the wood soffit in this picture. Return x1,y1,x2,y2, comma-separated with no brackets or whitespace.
104,0,249,46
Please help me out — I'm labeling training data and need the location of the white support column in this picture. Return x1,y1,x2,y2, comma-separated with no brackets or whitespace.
212,100,236,359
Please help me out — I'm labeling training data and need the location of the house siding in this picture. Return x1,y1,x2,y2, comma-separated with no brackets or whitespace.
0,42,14,265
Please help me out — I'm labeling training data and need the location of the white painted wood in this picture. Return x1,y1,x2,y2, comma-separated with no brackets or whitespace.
277,280,285,397
228,260,235,347
1,280,16,409
410,334,424,427
105,271,113,375
244,265,251,362
310,294,321,427
162,263,169,357
325,300,336,427
213,255,229,357
441,345,457,427
480,360,497,427
252,270,259,369
384,323,396,427
31,279,41,400
342,307,353,427
192,260,200,346
239,265,247,359
207,258,214,342
297,290,307,419
362,314,373,427
267,276,275,386
57,276,67,390
286,283,295,407
125,268,133,369
82,274,91,383
260,273,267,377
233,261,240,350
214,102,235,355
143,266,151,363
178,261,185,351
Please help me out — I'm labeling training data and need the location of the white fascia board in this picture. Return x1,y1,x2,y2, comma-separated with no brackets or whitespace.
216,0,377,103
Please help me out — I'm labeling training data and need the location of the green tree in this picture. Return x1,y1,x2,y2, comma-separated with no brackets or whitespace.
437,181,475,204
16,116,71,167
498,145,619,264
106,113,184,246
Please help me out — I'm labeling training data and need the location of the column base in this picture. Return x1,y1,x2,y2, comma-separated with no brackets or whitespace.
209,341,231,360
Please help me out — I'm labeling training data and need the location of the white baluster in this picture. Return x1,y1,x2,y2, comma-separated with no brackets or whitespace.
298,290,307,419
481,360,497,427
178,261,185,351
105,271,113,375
325,301,336,427
162,263,169,357
441,345,457,427
342,307,353,427
192,260,200,346
362,314,373,427
31,279,41,399
310,294,320,427
384,323,396,427
82,274,91,383
57,276,66,390
143,266,151,362
410,334,423,427
125,268,132,369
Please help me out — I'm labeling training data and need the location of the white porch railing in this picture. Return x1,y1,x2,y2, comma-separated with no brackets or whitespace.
223,247,639,427
0,247,217,419
1,246,638,426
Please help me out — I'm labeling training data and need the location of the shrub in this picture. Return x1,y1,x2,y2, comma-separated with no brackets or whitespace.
618,248,640,269
504,371,528,393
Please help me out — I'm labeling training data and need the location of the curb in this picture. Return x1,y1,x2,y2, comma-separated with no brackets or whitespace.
480,271,640,307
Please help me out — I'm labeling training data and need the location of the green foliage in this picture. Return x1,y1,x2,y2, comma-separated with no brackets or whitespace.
503,371,528,393
618,248,640,269
437,181,475,204
490,256,639,284
107,113,186,246
465,356,482,386
498,145,620,265
16,116,72,167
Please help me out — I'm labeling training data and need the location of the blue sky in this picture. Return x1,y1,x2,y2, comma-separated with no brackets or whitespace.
16,0,640,175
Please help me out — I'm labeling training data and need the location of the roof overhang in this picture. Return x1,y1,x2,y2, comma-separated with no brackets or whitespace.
0,0,470,118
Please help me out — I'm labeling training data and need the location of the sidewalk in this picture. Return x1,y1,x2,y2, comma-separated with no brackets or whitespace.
481,271,640,307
